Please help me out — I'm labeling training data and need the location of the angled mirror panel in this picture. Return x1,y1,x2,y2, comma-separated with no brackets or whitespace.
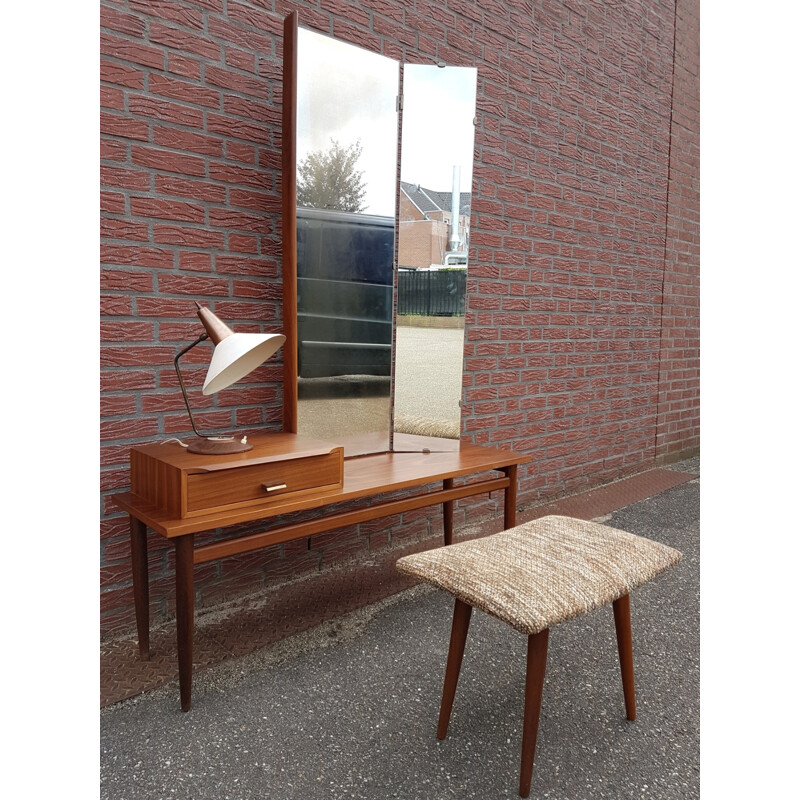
294,27,399,456
394,64,478,452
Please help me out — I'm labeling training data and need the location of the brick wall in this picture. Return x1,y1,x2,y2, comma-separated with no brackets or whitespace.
100,0,699,638
399,221,451,268
655,0,700,461
398,189,471,267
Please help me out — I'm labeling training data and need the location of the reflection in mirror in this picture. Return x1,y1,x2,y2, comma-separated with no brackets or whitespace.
295,27,399,456
394,64,478,451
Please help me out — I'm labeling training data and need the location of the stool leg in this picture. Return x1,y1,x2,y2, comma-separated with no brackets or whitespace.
437,599,473,739
520,628,549,798
613,593,636,721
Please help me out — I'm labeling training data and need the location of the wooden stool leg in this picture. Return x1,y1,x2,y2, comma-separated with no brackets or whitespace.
437,599,473,739
519,628,549,798
613,593,636,721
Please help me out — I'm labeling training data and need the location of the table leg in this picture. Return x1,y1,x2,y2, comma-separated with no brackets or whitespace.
174,534,195,712
443,477,454,545
129,516,150,660
503,463,518,529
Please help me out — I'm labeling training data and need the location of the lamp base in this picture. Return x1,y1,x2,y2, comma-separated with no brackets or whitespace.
187,435,254,455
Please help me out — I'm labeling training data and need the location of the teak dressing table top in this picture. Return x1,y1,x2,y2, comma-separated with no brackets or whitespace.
114,433,529,538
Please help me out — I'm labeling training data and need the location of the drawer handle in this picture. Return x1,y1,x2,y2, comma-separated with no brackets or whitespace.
262,483,287,493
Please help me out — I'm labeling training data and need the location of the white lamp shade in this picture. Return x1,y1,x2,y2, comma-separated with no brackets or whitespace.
202,332,286,395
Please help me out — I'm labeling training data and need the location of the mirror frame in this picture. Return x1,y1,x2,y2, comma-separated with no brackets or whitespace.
281,11,299,434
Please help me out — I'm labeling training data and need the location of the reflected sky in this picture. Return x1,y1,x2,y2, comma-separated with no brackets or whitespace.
401,64,477,193
297,28,399,217
297,29,478,212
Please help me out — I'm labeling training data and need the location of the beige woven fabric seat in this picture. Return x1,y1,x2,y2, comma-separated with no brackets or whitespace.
396,514,681,635
395,514,682,798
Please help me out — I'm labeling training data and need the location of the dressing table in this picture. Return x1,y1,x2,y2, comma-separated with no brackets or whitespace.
113,13,527,711
114,433,528,710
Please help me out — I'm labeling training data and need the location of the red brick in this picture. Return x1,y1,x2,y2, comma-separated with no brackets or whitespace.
101,164,151,192
101,111,149,141
101,138,127,162
228,234,260,254
155,175,226,204
168,53,202,80
101,191,126,214
179,251,214,271
217,256,279,278
101,218,149,242
149,21,220,60
157,274,229,296
149,73,221,110
225,141,258,165
100,369,154,392
100,59,144,89
153,224,225,249
130,196,206,224
129,0,204,29
210,13,274,53
100,244,174,269
100,295,134,317
207,112,271,145
128,95,204,128
132,145,206,177
100,5,146,37
100,32,164,70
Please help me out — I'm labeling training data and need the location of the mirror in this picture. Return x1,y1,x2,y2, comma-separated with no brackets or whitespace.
290,23,400,456
282,15,478,457
394,64,477,452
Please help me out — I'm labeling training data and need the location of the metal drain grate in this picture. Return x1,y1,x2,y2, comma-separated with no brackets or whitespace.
519,468,696,523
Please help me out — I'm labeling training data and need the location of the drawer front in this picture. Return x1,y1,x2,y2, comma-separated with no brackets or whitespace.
185,452,341,515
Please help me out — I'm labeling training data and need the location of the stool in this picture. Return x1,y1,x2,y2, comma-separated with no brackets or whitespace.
396,515,682,797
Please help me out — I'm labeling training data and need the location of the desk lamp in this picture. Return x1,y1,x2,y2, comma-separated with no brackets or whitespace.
174,302,286,454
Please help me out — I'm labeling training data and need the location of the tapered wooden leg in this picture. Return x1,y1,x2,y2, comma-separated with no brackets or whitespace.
613,593,636,721
437,599,473,739
519,628,549,798
174,535,195,712
503,464,518,529
129,516,150,660
443,477,454,545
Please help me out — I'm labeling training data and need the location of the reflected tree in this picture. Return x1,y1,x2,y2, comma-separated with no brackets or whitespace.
297,138,368,212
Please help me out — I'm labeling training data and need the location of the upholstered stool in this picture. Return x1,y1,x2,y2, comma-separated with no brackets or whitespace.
396,515,682,797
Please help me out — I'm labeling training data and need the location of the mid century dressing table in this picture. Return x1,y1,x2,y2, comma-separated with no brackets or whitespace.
114,434,528,711
113,13,528,711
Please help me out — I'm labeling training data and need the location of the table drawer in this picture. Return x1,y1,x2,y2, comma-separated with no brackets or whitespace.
129,434,344,520
185,451,341,516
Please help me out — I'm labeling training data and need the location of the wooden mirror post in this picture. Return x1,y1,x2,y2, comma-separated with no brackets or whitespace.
281,10,298,434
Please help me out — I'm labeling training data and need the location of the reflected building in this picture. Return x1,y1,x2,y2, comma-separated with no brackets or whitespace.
398,181,471,270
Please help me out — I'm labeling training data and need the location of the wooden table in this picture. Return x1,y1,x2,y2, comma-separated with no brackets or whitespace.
114,434,529,710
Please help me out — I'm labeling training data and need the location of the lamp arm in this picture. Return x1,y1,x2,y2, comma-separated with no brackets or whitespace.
174,333,210,440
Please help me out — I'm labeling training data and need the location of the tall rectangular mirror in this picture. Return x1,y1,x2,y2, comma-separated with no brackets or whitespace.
282,14,477,457
393,64,477,452
286,20,400,457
